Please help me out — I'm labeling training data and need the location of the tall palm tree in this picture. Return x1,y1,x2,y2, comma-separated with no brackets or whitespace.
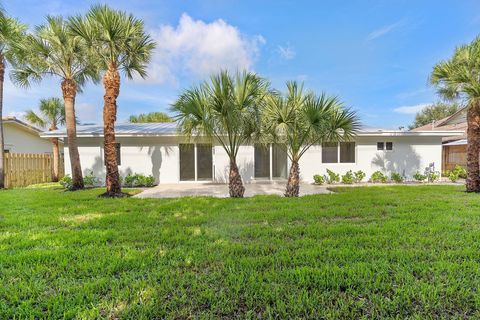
11,16,98,190
172,70,269,198
69,5,155,197
25,98,65,182
431,37,480,192
263,82,359,197
0,15,26,188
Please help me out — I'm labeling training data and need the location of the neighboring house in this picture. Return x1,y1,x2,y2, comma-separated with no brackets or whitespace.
411,107,467,171
3,117,63,154
41,123,460,184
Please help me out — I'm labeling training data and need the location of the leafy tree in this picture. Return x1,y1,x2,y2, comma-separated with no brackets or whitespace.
409,102,460,130
431,36,480,192
128,112,173,123
69,5,156,197
11,16,99,190
263,82,359,197
25,98,65,181
0,14,26,188
172,70,269,197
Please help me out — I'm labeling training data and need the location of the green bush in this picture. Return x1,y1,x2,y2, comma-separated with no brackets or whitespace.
83,171,99,187
452,165,467,179
413,172,427,182
341,170,355,184
447,171,459,182
59,175,73,189
427,172,440,182
391,172,404,183
313,174,325,185
326,169,340,184
353,170,366,183
370,171,387,183
123,173,156,187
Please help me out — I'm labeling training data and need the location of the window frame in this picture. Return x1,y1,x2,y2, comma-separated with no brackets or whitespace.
321,142,339,164
385,142,393,151
321,142,356,164
179,143,213,182
377,142,384,151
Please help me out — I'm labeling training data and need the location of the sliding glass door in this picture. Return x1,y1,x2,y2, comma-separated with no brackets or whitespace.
254,144,288,180
179,144,213,181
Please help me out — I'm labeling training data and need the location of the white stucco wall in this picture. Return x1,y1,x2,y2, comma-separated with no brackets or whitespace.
299,136,442,182
65,135,443,184
3,122,60,154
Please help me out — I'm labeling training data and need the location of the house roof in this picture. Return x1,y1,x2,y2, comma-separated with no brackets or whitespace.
3,116,43,135
410,106,467,142
40,122,464,138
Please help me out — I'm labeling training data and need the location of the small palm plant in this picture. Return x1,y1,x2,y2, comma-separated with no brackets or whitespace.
172,70,269,197
69,5,156,197
25,98,65,182
11,16,99,190
263,82,359,197
431,37,480,192
0,14,26,188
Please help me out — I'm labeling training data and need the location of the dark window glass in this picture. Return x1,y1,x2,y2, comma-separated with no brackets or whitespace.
4,149,9,153
272,144,288,179
322,142,338,163
196,144,212,180
254,144,270,178
386,142,393,151
377,142,384,150
179,144,195,181
340,142,355,163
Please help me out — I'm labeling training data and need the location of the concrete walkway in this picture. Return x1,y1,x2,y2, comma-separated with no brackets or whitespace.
134,182,332,198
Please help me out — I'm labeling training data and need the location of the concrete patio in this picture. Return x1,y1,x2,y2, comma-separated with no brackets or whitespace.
134,181,332,198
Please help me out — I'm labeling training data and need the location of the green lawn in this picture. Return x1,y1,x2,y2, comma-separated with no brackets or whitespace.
1,185,480,318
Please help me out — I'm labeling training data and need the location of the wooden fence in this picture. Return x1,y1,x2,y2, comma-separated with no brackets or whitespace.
3,153,64,188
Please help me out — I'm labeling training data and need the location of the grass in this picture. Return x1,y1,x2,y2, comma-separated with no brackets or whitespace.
1,185,480,318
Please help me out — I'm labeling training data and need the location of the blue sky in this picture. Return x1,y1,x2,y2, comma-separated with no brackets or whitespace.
4,0,480,129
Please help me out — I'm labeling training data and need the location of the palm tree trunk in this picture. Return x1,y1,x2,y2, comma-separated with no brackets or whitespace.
0,57,5,189
102,63,122,196
285,160,300,197
61,79,84,190
51,137,60,182
228,158,245,197
466,105,480,192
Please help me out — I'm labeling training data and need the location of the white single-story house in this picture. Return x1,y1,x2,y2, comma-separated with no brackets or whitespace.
3,117,63,154
41,123,462,184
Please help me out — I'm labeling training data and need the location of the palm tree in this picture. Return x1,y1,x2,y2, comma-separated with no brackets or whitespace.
0,14,26,188
128,112,173,123
431,37,480,192
11,16,98,190
172,70,269,198
25,98,65,182
69,5,155,197
263,82,359,197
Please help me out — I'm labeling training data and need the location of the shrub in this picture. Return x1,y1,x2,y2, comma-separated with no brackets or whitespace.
427,172,440,182
391,172,404,183
83,171,99,187
123,173,156,187
370,171,387,183
59,175,73,189
313,174,325,185
325,169,340,184
341,170,355,184
448,171,459,182
452,165,467,179
353,170,366,183
413,172,427,182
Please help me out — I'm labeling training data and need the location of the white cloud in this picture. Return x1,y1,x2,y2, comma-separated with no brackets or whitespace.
277,43,296,60
367,20,404,41
144,13,265,84
393,103,429,114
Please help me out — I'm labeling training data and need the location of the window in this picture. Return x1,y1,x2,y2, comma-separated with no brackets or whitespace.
104,143,121,166
340,142,355,163
3,149,9,153
322,142,338,163
179,144,213,181
386,142,393,151
377,142,384,150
